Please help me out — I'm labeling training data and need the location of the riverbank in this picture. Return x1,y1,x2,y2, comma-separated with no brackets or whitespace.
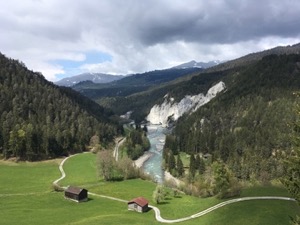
134,151,153,168
164,171,184,187
134,150,183,187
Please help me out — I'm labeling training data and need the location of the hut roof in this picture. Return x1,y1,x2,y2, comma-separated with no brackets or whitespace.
65,186,87,195
128,197,148,207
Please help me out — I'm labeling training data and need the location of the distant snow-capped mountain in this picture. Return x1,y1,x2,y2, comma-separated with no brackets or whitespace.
173,60,220,69
55,73,124,87
55,60,219,87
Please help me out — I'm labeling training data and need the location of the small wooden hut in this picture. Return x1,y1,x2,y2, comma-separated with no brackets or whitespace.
128,197,149,213
64,186,88,202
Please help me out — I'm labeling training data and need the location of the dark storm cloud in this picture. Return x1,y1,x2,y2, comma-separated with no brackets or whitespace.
132,0,300,45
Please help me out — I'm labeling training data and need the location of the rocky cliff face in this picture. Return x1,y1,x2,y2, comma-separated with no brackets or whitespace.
146,81,226,126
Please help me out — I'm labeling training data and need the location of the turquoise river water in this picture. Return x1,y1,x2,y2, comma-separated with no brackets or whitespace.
142,124,169,183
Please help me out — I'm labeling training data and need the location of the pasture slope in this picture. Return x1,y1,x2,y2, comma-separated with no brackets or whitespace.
54,153,298,224
0,152,299,225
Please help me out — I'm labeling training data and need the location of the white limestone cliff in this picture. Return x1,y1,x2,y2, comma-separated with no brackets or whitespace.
147,81,226,126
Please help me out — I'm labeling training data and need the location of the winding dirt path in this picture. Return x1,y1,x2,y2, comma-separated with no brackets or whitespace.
53,154,78,187
113,137,126,162
149,196,296,223
54,153,297,223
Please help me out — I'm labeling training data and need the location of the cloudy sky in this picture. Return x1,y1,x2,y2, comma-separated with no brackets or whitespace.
1,0,300,81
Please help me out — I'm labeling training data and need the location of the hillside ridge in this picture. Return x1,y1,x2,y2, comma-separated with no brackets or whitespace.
0,53,118,161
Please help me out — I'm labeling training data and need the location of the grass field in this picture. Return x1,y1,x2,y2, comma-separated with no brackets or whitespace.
0,153,299,225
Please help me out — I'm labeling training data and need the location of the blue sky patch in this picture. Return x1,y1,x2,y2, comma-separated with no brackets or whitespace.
53,51,112,79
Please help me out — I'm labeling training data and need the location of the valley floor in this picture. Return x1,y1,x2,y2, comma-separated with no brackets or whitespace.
0,153,299,225
55,153,297,223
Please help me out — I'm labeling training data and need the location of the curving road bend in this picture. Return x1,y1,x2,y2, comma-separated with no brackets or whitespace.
54,153,296,224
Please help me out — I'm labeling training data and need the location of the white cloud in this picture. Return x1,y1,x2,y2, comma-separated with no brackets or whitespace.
1,0,300,81
27,59,65,82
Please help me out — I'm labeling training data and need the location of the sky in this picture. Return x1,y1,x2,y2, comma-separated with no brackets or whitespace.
1,0,300,81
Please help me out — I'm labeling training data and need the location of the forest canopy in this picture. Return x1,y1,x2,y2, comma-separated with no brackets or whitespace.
173,54,300,182
0,53,119,161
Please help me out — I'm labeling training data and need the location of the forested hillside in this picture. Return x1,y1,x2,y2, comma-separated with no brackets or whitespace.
207,42,300,72
0,53,119,161
97,69,223,123
96,43,300,123
173,54,300,181
74,67,202,98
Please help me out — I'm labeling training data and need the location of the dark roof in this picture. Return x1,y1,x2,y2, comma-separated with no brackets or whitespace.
65,186,87,195
128,197,148,207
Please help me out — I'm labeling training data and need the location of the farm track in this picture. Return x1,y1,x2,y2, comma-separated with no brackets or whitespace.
0,191,49,197
53,153,297,224
113,137,126,161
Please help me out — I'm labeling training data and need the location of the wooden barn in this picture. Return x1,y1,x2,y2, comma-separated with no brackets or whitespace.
128,197,149,213
64,186,88,202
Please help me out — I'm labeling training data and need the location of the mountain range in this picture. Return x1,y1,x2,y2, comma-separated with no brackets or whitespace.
55,60,218,87
55,73,125,87
172,60,220,69
95,42,300,122
72,67,203,99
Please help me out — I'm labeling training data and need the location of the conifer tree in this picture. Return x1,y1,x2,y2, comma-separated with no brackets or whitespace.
189,154,196,179
168,151,176,174
163,148,170,169
176,154,184,177
195,154,201,170
198,157,206,175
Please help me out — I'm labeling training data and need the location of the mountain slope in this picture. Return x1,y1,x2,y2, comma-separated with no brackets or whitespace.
57,60,211,88
55,73,124,87
172,60,220,69
73,67,202,99
146,81,226,126
208,42,300,72
174,54,300,180
97,43,300,123
0,53,118,161
97,68,232,122
91,45,300,186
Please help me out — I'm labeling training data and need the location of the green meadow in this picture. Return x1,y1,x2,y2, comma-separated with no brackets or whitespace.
0,153,299,225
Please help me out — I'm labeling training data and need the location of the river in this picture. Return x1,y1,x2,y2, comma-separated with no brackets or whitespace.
142,124,169,183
